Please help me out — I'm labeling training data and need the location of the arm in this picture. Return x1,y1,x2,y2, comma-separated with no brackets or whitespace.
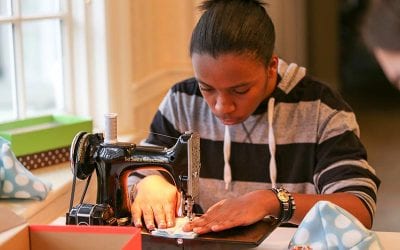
130,87,186,230
183,189,372,234
291,192,371,228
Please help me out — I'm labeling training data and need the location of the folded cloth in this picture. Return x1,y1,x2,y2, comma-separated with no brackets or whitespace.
151,217,198,239
0,137,51,200
289,201,382,250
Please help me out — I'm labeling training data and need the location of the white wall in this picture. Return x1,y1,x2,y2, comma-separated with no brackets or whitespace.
267,0,307,67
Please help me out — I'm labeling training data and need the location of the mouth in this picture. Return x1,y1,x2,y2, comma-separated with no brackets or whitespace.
219,117,241,125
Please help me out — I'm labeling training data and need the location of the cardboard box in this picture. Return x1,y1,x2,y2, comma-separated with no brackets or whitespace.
0,115,92,169
0,207,141,250
1,225,141,250
0,205,279,249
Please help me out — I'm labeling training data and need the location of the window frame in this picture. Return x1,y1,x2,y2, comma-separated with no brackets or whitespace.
0,0,109,130
0,1,69,120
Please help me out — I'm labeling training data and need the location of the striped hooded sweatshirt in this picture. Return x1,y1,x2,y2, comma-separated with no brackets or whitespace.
145,59,380,218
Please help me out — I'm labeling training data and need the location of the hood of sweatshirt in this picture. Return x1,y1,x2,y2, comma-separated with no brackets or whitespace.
223,58,306,190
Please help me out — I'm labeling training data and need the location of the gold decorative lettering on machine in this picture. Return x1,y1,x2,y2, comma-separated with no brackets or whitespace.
66,113,201,226
124,156,170,163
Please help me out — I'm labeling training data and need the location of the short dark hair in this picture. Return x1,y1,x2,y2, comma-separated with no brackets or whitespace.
363,0,400,51
190,0,275,65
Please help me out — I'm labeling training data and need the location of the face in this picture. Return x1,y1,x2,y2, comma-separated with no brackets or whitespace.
192,53,278,125
374,48,400,90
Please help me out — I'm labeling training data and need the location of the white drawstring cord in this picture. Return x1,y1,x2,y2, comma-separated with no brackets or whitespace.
268,97,277,188
223,98,276,190
223,125,232,190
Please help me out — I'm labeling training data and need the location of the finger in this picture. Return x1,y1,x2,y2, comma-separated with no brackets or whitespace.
164,202,176,228
182,215,211,232
182,219,197,232
210,220,234,232
142,206,155,230
153,205,167,229
190,213,235,234
185,216,205,228
131,204,143,228
212,217,243,232
193,219,232,234
207,199,225,213
193,225,213,234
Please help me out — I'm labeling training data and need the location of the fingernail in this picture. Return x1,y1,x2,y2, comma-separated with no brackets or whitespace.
211,225,219,231
167,221,174,227
182,225,190,232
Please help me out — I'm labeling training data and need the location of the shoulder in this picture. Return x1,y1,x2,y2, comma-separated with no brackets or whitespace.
170,77,202,97
159,77,209,120
280,75,353,112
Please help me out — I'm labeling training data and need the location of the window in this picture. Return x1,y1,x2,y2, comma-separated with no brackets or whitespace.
0,0,67,122
0,0,108,127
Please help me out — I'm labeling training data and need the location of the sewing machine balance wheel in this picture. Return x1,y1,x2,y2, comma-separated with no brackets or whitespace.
70,131,96,180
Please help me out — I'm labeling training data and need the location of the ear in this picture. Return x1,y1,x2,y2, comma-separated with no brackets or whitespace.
267,55,279,77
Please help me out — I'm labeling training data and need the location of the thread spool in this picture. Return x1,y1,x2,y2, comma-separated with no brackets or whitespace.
104,113,118,144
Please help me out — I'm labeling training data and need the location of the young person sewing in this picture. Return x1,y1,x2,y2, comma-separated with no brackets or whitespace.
130,0,380,234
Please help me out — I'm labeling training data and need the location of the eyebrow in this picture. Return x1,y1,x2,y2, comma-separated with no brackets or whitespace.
196,78,250,89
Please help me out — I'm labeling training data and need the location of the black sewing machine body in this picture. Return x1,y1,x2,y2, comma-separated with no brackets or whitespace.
66,131,200,225
65,116,278,248
95,137,191,218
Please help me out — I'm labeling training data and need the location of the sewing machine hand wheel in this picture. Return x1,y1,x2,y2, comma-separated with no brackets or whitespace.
70,131,101,180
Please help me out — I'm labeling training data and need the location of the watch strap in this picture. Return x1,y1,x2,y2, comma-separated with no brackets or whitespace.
271,186,296,223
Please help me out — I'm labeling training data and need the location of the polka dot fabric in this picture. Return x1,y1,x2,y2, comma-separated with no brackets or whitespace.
289,201,382,250
0,138,51,200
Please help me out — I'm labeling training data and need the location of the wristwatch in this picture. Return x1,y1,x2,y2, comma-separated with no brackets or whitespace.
271,186,296,223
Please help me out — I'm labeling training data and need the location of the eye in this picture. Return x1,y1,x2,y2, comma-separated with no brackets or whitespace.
233,87,250,94
198,83,213,92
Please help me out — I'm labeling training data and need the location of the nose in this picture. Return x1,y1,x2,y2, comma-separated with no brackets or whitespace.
214,93,235,115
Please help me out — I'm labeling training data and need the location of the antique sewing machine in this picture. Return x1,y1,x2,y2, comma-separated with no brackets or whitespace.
66,114,278,249
66,114,200,226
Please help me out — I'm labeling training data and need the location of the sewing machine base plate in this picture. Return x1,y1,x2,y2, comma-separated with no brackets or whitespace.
141,217,280,249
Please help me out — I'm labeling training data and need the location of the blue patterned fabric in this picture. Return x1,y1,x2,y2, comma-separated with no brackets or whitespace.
289,201,382,250
0,137,51,200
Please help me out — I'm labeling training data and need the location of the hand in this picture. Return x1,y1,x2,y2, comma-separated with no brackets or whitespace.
130,175,179,230
182,190,278,234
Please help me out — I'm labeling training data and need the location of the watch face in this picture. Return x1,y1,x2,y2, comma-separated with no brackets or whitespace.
277,191,290,202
